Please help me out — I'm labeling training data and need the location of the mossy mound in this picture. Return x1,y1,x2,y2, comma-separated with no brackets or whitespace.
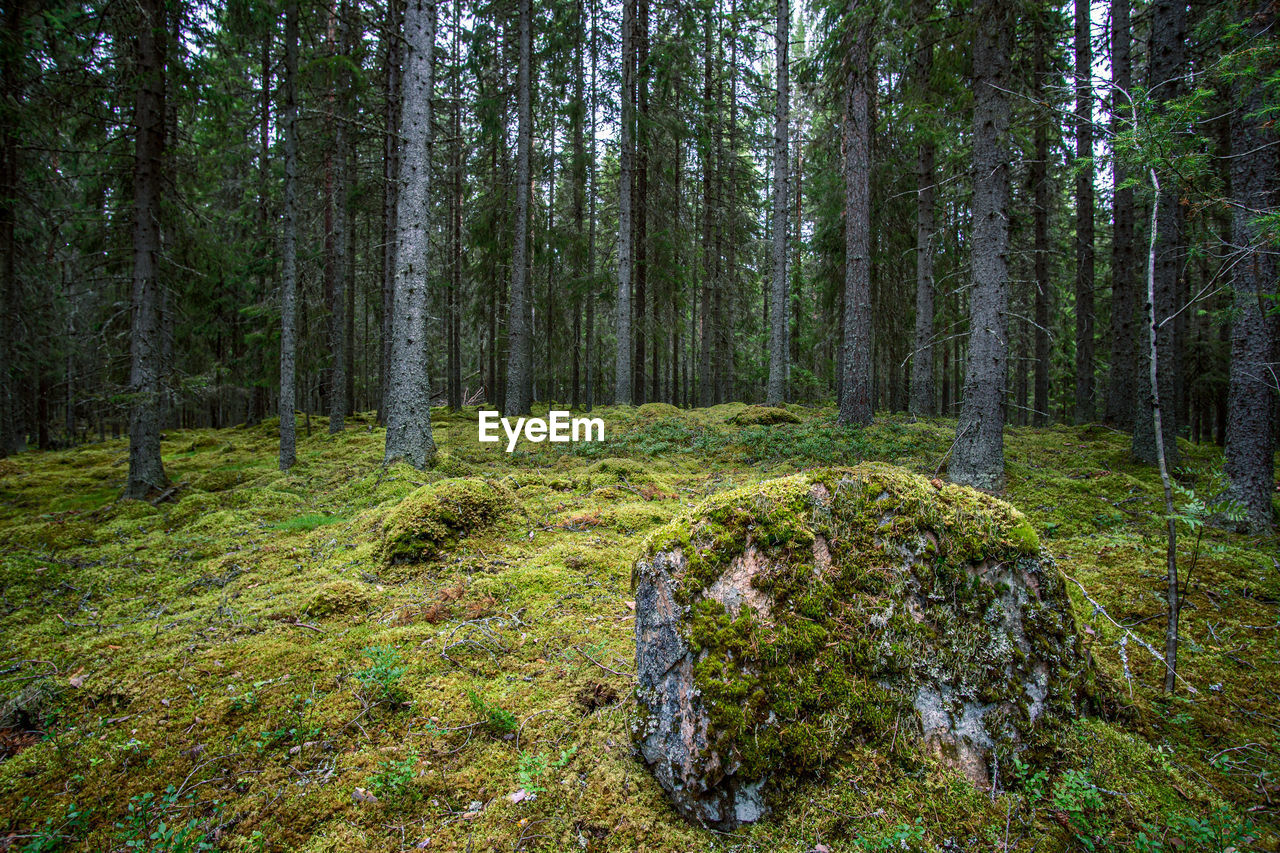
730,405,802,426
304,579,373,616
636,402,684,420
381,478,516,564
631,463,1093,829
192,468,248,492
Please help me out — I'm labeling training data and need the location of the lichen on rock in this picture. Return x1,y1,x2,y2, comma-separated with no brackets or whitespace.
631,463,1095,829
381,478,515,564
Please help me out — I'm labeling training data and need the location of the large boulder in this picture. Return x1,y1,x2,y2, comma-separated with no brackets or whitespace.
631,463,1095,829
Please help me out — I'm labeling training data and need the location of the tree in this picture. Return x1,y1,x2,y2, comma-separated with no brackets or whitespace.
505,0,533,416
1072,0,1093,423
1222,0,1278,531
615,0,635,405
279,0,300,471
383,0,438,468
837,0,873,427
1104,0,1135,429
949,0,1012,491
124,0,171,500
765,0,789,405
908,0,935,418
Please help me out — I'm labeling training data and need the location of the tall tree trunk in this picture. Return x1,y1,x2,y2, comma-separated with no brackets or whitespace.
1073,0,1094,423
838,0,873,426
328,0,348,434
1105,0,1135,428
571,0,587,410
765,0,789,405
909,0,935,417
697,6,715,407
1223,0,1278,531
384,0,437,467
1133,0,1184,466
615,0,635,405
633,0,648,404
1032,11,1051,427
0,0,21,455
379,0,402,423
280,0,300,469
125,0,170,499
949,0,1012,491
717,0,737,405
504,0,533,415
585,0,598,412
448,0,463,410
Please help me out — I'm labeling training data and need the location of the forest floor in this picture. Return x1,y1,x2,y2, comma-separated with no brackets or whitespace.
0,403,1276,852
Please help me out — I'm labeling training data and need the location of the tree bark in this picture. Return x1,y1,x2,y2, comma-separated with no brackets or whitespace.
379,0,403,423
383,0,437,468
1032,10,1051,427
1132,0,1184,466
615,0,635,405
504,0,533,415
125,0,170,499
1223,0,1278,531
838,0,873,426
765,0,789,405
909,0,935,418
697,6,714,407
1105,0,1136,428
949,0,1012,491
328,0,349,434
0,0,21,455
279,0,300,470
1073,0,1094,423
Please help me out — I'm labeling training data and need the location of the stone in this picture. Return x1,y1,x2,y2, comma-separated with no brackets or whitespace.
631,463,1095,829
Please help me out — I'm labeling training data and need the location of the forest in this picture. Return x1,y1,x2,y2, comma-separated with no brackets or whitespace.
0,0,1278,847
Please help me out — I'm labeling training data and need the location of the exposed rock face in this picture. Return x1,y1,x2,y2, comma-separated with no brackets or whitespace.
631,464,1094,829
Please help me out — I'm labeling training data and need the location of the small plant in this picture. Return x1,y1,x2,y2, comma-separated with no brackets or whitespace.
516,750,548,793
468,690,518,737
1050,770,1107,851
853,818,926,851
353,645,407,702
1134,805,1255,852
367,749,419,804
20,802,92,853
114,786,215,853
1010,753,1049,802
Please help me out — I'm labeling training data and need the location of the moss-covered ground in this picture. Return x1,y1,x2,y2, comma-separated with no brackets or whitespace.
0,405,1275,852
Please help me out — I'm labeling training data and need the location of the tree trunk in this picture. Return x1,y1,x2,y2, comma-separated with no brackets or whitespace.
1073,0,1094,423
1105,0,1135,428
504,0,533,415
448,0,463,410
697,6,714,407
838,0,873,426
571,0,587,410
0,0,21,455
327,0,348,434
1223,0,1278,531
379,0,403,423
585,0,598,412
383,0,437,468
765,0,789,405
909,0,935,418
125,0,170,499
633,0,648,404
1132,0,1184,466
279,0,300,469
949,0,1012,491
1031,10,1050,427
615,0,635,405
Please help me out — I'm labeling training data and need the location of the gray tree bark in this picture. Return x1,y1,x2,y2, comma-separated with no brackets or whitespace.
949,0,1012,491
379,0,403,423
383,0,437,468
125,0,170,499
504,0,533,415
0,0,20,455
615,0,635,405
1223,0,1277,531
1132,0,1184,466
328,0,349,434
279,0,300,470
765,0,789,405
909,0,935,418
1073,0,1094,423
1105,0,1136,428
838,0,873,427
1031,9,1050,427
697,6,714,408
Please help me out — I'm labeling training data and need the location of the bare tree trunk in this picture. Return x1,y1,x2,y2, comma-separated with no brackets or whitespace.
1032,9,1051,427
838,0,873,426
383,0,437,468
327,0,348,434
697,6,714,408
448,0,463,411
0,0,21,455
585,0,598,412
571,0,587,410
949,0,1012,491
633,0,648,404
1223,1,1278,531
1105,0,1135,428
379,0,402,423
125,0,170,499
1073,0,1094,423
504,0,533,415
765,0,789,405
1133,0,1184,466
909,0,935,417
615,0,635,405
279,0,300,469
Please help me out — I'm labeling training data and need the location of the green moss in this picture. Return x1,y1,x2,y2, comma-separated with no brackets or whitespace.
305,579,373,616
381,477,516,563
636,402,684,420
730,406,803,426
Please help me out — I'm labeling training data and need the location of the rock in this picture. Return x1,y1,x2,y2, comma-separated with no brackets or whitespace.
631,463,1095,829
305,580,372,616
381,478,515,564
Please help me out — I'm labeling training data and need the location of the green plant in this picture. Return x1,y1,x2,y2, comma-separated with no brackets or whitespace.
468,689,517,737
367,749,419,804
1050,770,1106,851
516,750,548,793
20,802,92,852
1010,753,1049,802
853,818,926,851
114,786,215,853
1134,806,1255,852
1171,475,1246,601
353,645,407,702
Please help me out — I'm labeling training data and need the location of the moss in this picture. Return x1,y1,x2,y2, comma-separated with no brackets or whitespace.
305,580,373,616
636,402,683,420
730,405,803,426
381,477,516,564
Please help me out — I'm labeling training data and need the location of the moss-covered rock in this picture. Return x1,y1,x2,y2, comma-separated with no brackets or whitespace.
637,402,684,420
730,406,802,426
631,463,1094,829
381,478,516,564
305,579,372,616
